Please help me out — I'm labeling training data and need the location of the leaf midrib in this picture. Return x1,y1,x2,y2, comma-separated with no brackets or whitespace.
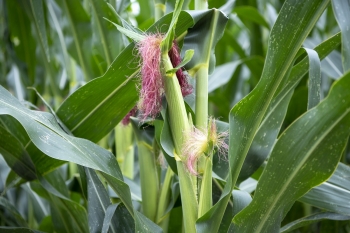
55,195,87,233
89,0,112,65
70,68,139,132
0,99,111,178
88,169,117,233
254,107,350,232
61,0,89,80
322,181,350,195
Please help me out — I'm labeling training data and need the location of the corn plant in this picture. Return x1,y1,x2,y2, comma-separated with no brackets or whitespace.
0,0,350,232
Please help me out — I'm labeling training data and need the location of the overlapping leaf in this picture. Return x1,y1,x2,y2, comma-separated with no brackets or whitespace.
196,1,330,232
300,162,350,216
233,71,350,232
280,212,350,233
56,11,194,143
0,85,133,216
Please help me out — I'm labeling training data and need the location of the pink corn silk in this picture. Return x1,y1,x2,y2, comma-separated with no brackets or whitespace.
182,120,229,175
121,106,137,125
186,152,199,175
137,34,164,120
168,40,193,96
137,35,192,120
182,127,207,175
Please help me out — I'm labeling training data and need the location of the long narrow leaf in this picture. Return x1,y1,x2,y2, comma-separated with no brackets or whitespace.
0,86,134,217
233,72,350,232
0,125,37,180
280,212,350,233
37,171,89,233
183,9,228,75
29,0,49,62
299,162,350,215
196,1,330,232
0,197,28,227
57,0,93,80
86,168,121,233
332,0,350,72
0,227,44,233
305,48,321,109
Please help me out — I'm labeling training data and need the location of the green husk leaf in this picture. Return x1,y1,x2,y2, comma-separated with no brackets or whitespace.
166,49,194,74
104,18,145,42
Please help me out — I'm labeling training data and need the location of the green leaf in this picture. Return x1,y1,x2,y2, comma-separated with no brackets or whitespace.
106,3,143,35
183,9,228,74
272,32,341,117
102,204,134,233
131,120,159,222
77,165,88,199
29,0,49,62
0,197,28,227
57,0,93,80
159,110,177,160
101,204,118,233
0,115,65,176
21,184,47,223
231,190,252,216
233,6,270,29
37,216,54,232
304,38,343,79
225,190,253,232
0,125,37,180
28,87,70,134
304,48,321,109
323,51,343,79
332,0,350,72
166,49,194,74
196,1,330,232
238,91,293,182
104,18,145,42
115,0,130,14
36,171,89,233
233,72,350,232
161,0,185,53
6,0,36,84
238,34,339,182
135,210,163,233
0,227,44,233
219,0,236,15
89,0,121,66
56,11,195,143
0,85,134,217
208,60,241,93
300,162,350,216
156,168,179,229
280,212,350,233
49,193,88,233
46,0,72,82
154,118,177,174
135,0,154,26
86,168,122,233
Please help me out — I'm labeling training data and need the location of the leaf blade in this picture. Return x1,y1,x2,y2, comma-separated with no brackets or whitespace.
233,72,350,232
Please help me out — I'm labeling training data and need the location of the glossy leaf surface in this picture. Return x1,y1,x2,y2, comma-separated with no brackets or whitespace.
233,72,350,232
197,1,330,232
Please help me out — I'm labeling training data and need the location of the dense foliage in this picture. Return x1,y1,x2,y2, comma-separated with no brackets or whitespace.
0,0,350,232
